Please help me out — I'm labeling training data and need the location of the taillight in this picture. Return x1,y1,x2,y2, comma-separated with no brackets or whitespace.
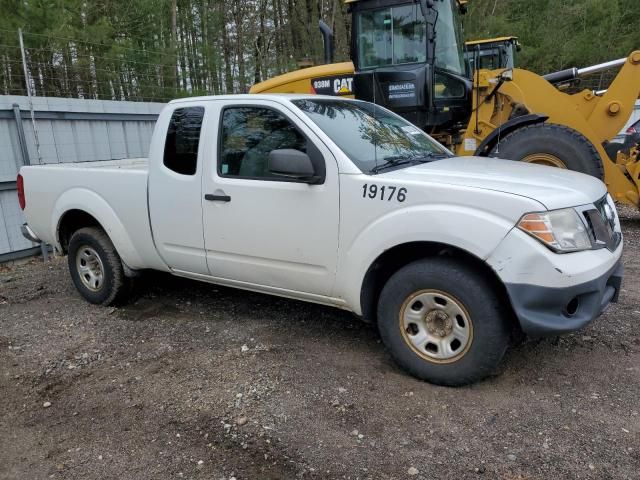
17,173,25,210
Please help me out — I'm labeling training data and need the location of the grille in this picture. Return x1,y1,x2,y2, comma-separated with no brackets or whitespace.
583,196,621,251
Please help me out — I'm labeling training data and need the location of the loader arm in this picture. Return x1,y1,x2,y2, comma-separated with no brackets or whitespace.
578,51,640,143
461,51,640,207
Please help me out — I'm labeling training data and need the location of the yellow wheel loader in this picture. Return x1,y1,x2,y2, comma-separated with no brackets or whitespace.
250,0,640,207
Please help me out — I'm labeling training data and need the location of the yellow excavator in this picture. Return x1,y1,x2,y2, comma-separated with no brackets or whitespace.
250,0,640,207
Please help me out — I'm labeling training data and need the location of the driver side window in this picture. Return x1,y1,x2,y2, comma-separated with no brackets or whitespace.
219,107,307,179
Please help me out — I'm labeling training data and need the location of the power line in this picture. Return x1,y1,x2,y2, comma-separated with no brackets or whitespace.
0,27,179,57
23,70,212,92
19,45,207,72
0,27,247,102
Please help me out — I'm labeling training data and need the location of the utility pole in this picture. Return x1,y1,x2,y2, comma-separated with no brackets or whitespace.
19,28,47,261
171,0,178,91
18,28,42,164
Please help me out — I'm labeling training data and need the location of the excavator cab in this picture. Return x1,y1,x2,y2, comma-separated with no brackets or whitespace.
348,0,472,134
464,37,520,75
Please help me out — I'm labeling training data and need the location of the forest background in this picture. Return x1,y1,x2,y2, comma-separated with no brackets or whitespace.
0,0,638,102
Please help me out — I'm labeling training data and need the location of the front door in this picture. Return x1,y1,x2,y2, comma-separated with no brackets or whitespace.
201,101,339,297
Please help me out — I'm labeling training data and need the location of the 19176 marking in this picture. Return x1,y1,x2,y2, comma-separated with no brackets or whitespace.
362,184,407,202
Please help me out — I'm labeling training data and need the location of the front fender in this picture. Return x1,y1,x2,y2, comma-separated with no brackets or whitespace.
52,188,145,268
474,113,548,156
335,204,516,314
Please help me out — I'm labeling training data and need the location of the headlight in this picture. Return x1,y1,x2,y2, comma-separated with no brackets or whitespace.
517,208,592,252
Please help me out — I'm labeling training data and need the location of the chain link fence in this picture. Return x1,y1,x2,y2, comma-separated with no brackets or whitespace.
0,28,206,103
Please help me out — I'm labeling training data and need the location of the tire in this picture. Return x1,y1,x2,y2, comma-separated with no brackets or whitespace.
377,258,510,386
489,123,604,180
67,227,129,306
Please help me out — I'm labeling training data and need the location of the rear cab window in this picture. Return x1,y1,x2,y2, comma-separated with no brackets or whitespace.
163,106,205,175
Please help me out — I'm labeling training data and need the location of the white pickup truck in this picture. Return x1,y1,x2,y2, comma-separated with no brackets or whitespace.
18,94,623,386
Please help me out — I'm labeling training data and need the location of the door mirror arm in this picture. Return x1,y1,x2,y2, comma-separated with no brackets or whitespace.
274,172,323,184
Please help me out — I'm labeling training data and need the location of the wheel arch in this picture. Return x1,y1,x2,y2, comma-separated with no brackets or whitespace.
52,188,145,268
359,241,516,326
474,113,548,157
57,209,104,254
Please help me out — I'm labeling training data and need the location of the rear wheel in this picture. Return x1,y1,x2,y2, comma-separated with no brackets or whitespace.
489,123,604,179
377,258,511,386
68,227,129,305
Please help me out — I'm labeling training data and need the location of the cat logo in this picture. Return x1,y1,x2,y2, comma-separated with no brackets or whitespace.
334,77,353,94
311,75,354,96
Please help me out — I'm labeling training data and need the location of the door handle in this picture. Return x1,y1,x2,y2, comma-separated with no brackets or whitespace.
204,194,231,202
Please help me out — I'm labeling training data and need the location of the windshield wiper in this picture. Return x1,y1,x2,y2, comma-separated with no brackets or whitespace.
370,153,446,174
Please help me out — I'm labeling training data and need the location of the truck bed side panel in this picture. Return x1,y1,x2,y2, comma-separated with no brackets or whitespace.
21,160,167,271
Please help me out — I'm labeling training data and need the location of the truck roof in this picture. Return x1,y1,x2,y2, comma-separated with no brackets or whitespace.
168,93,348,105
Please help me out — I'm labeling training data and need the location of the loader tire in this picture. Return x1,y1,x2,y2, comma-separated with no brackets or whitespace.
489,123,604,180
68,227,130,306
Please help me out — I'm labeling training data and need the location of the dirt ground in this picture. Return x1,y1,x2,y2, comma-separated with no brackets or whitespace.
1,210,639,480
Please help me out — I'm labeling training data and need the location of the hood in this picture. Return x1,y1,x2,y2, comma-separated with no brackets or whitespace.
380,156,607,210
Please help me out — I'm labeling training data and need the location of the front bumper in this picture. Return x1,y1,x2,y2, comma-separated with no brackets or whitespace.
505,259,623,337
488,227,623,338
21,223,41,243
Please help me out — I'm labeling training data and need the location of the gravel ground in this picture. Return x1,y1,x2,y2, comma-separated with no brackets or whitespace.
1,208,639,480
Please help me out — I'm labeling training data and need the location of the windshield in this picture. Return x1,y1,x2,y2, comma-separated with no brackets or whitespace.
355,0,465,75
292,98,451,174
356,3,426,69
434,0,465,75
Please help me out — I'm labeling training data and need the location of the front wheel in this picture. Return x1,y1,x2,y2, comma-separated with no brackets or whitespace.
377,258,511,386
68,227,129,305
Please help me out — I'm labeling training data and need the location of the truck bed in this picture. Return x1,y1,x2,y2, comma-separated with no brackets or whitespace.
20,158,166,271
38,157,149,171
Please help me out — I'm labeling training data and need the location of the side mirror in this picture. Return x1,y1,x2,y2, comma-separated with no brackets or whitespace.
268,149,321,184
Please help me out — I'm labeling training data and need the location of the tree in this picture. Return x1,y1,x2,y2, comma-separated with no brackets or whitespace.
0,0,636,100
